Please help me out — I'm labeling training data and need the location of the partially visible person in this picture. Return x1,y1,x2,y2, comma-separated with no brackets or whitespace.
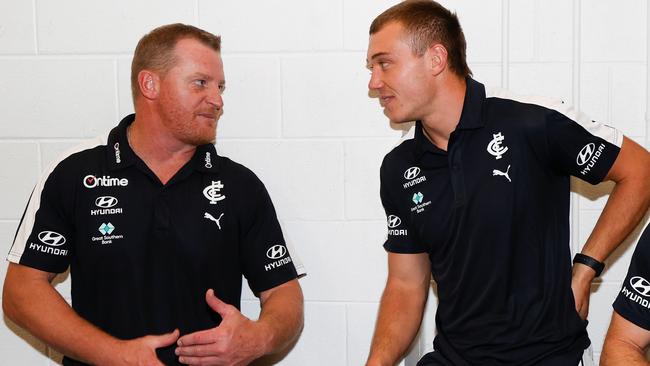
602,223,650,366
3,23,304,366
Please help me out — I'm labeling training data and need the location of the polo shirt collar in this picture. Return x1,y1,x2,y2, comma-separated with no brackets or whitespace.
414,77,486,158
107,114,220,173
192,143,220,173
107,114,138,171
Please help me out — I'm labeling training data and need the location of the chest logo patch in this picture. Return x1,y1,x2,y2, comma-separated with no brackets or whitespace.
487,132,509,160
31,231,68,256
264,245,293,272
576,143,595,166
98,223,115,235
403,166,427,189
38,231,66,246
204,212,224,230
267,245,287,260
412,192,424,204
387,215,401,228
404,167,420,180
492,165,512,183
203,180,226,204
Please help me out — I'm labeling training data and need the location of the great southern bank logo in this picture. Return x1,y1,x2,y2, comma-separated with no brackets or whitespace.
98,223,115,235
412,192,424,204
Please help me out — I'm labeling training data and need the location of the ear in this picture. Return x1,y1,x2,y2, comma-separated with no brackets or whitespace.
137,70,160,100
428,44,448,76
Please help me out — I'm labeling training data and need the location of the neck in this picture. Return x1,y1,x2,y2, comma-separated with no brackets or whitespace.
420,75,467,151
128,116,196,184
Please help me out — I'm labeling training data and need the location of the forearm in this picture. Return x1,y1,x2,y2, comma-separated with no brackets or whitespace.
367,279,428,366
256,279,304,356
3,267,118,365
602,338,650,365
581,179,650,262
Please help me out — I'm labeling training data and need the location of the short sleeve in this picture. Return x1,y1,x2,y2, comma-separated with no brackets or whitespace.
7,165,74,274
240,181,301,294
613,225,650,330
380,158,427,254
545,109,622,185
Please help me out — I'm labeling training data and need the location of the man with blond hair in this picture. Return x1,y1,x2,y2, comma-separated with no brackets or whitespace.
3,23,304,366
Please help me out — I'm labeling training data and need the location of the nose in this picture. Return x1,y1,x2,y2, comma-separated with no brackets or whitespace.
368,70,383,91
207,86,223,110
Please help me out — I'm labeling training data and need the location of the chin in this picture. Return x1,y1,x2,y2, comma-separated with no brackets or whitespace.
384,111,411,124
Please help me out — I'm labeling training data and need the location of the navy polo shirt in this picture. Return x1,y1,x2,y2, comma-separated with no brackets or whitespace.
613,224,650,330
380,78,622,365
8,114,304,366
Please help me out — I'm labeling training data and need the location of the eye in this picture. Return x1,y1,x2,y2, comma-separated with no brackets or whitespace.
193,79,207,87
218,84,226,94
380,62,390,70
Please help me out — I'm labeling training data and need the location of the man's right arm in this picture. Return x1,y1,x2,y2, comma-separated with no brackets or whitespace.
366,252,431,366
601,311,650,365
2,262,178,366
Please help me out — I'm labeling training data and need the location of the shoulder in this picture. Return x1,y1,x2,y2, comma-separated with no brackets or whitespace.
40,133,109,185
215,155,265,189
484,88,568,123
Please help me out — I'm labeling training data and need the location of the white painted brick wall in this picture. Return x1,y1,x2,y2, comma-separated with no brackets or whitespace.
0,1,647,365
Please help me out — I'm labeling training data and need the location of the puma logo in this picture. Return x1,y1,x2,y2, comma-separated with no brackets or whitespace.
204,212,224,230
492,165,511,183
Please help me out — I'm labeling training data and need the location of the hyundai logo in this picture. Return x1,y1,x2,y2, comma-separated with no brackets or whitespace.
576,143,595,166
387,215,401,228
95,196,118,208
38,231,66,247
630,276,650,297
404,167,421,180
266,245,287,259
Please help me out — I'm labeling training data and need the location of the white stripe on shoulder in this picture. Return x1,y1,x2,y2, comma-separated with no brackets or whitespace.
393,123,416,149
486,87,623,147
8,131,110,264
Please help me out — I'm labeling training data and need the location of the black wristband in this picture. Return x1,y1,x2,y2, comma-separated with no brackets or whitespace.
573,253,605,277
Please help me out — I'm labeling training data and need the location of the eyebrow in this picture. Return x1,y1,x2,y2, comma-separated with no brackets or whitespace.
190,72,213,80
366,52,391,69
367,52,391,63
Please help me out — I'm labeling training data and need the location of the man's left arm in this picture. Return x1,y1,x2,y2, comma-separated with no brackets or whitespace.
601,311,650,365
572,136,650,319
175,279,304,366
